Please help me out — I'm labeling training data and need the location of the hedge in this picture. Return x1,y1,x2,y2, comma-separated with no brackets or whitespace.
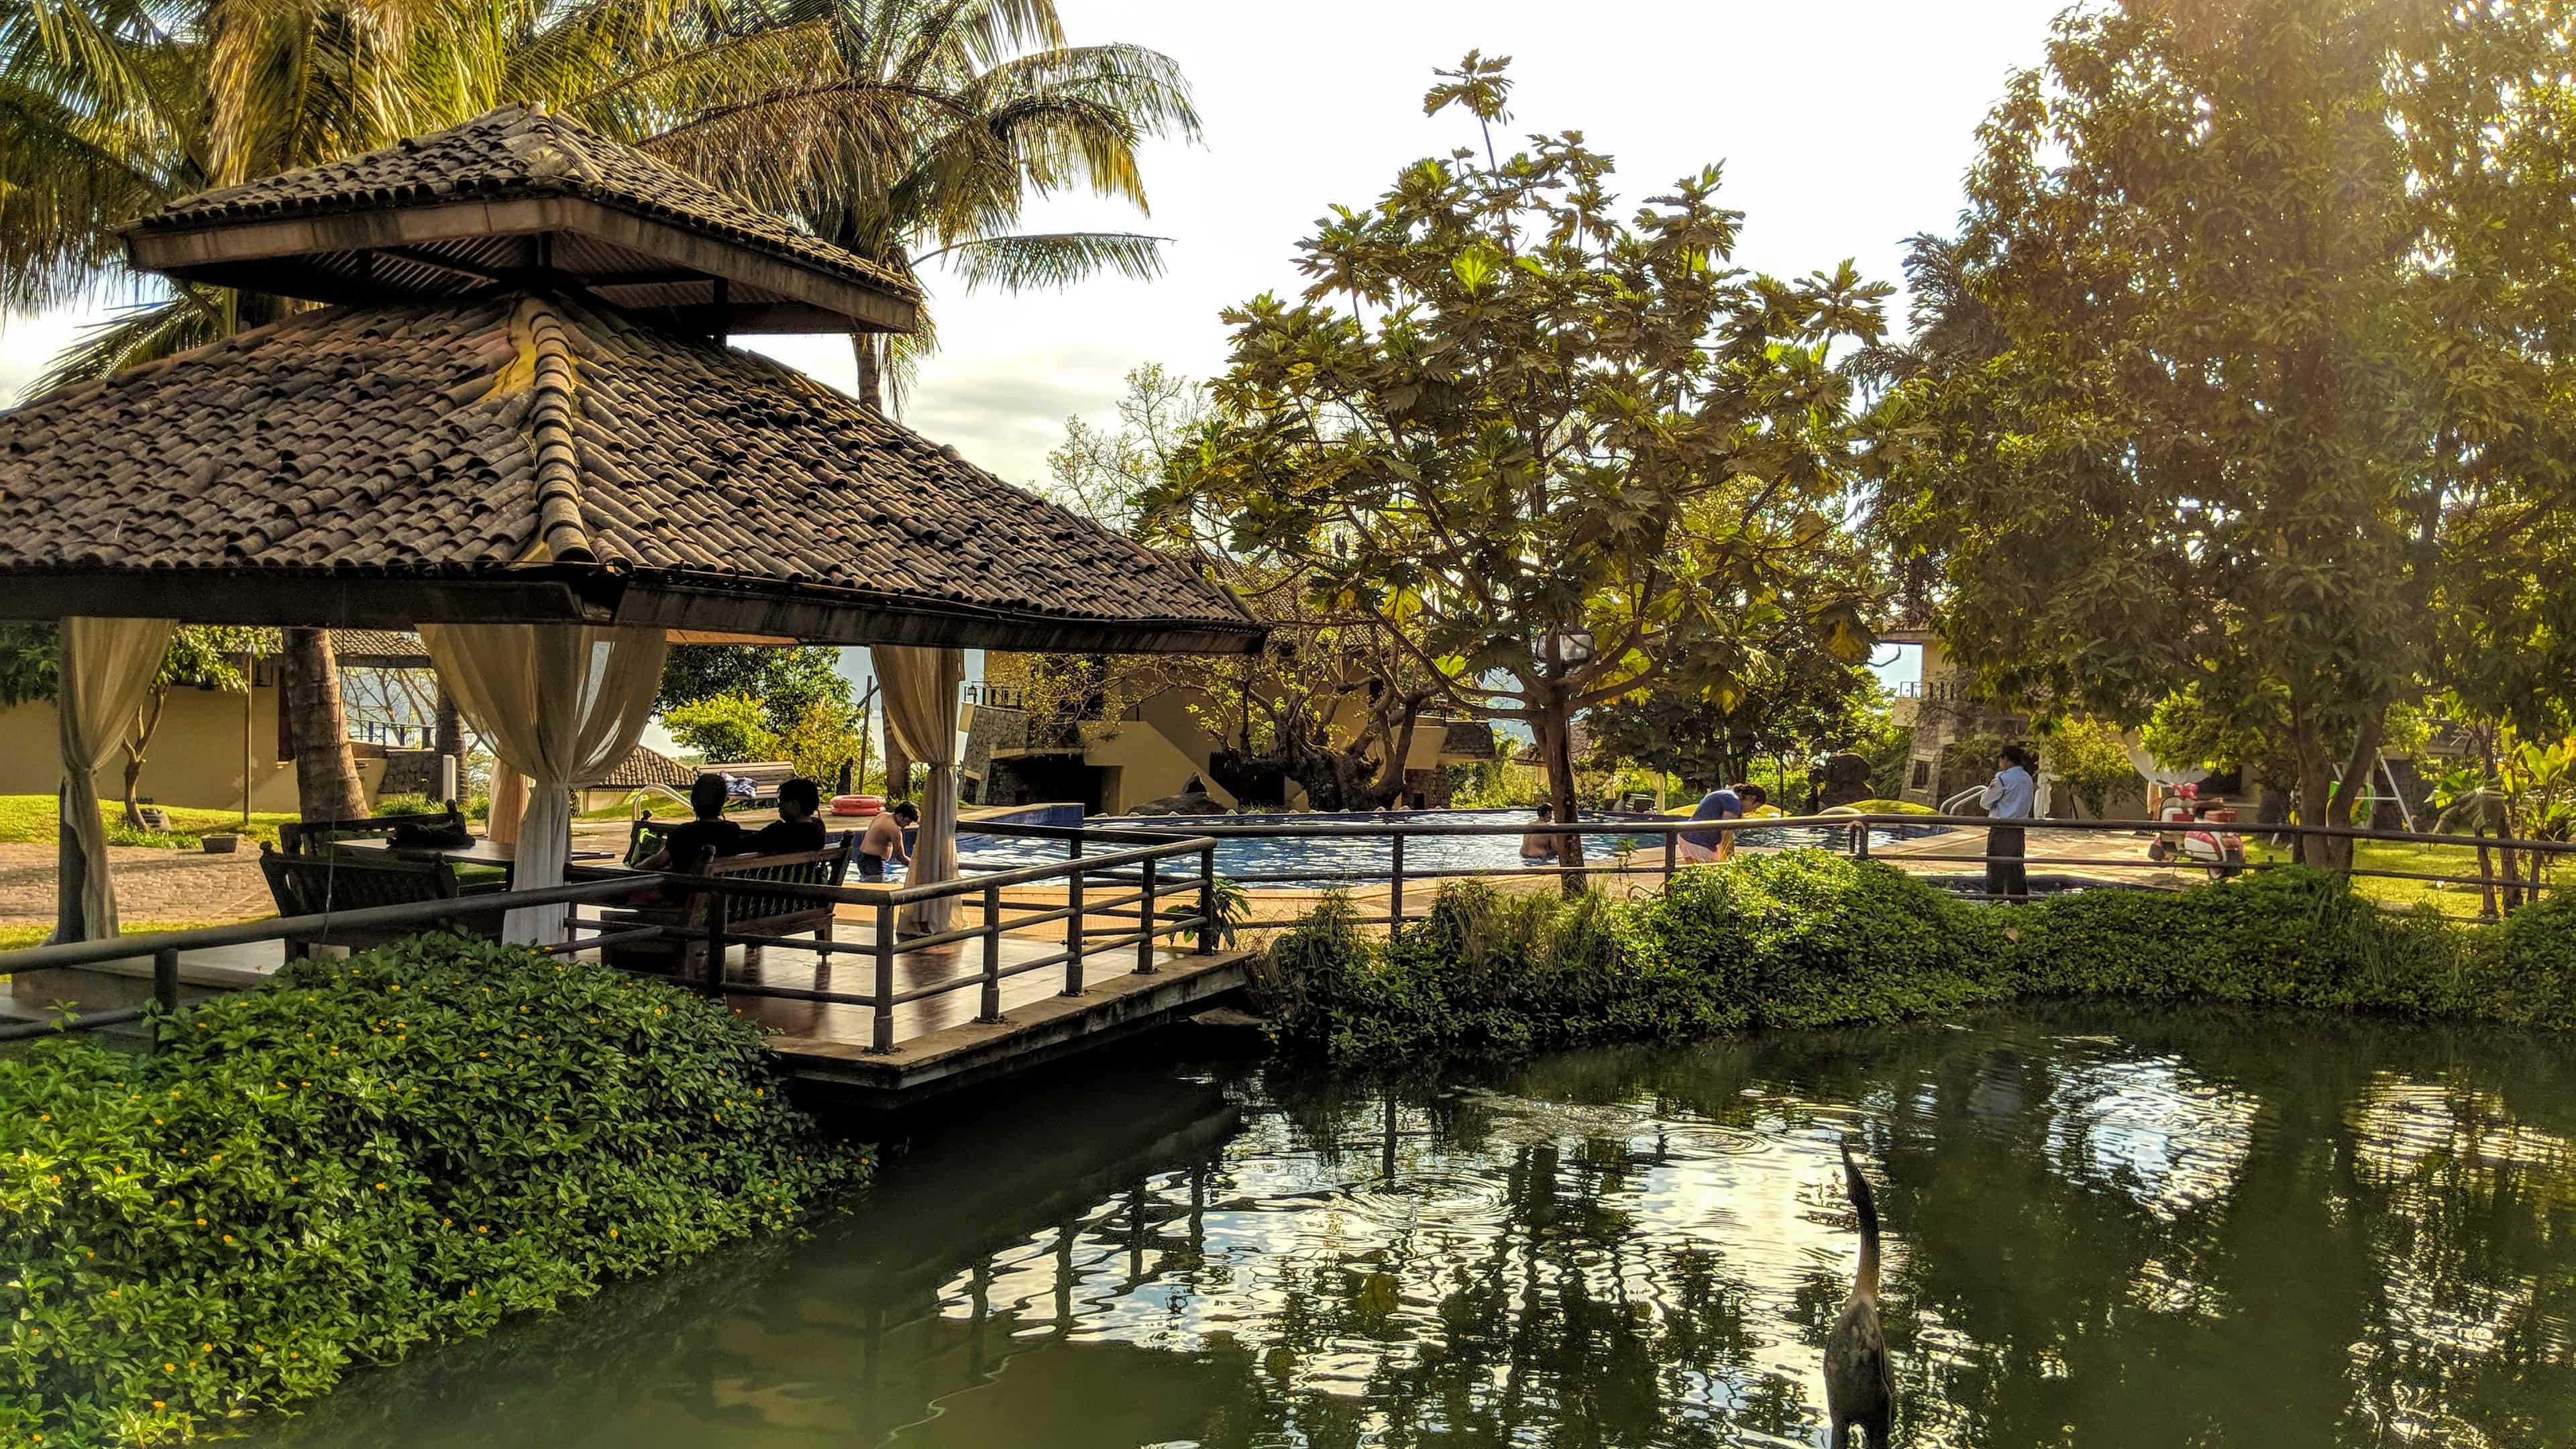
1250,851,2576,1061
0,934,865,1448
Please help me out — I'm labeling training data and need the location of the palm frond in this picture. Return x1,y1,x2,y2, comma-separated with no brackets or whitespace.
922,229,1166,292
20,290,217,400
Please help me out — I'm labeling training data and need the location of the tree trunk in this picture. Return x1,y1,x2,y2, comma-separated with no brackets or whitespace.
284,628,367,822
883,735,912,804
117,688,172,830
434,686,466,767
852,334,884,415
1536,695,1585,892
2475,830,2499,919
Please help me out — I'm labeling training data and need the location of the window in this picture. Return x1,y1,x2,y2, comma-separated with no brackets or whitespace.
1909,759,1931,790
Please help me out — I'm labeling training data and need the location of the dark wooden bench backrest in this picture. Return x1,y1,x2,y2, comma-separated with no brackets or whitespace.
669,834,859,924
258,843,460,916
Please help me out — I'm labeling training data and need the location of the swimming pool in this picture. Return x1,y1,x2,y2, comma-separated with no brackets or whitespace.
955,808,1923,885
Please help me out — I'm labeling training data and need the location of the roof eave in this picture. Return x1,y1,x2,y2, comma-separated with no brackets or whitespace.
123,194,918,333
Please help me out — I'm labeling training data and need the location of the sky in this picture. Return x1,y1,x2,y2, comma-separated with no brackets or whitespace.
0,0,2074,727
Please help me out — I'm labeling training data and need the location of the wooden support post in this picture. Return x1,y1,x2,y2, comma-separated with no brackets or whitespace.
1852,822,1871,861
979,881,1002,1023
701,892,729,996
1196,844,1217,956
1664,830,1678,880
1136,856,1158,975
1064,839,1086,997
152,948,179,1048
1389,833,1406,930
871,898,896,1053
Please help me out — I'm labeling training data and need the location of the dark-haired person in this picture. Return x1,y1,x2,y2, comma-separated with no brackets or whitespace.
1520,804,1559,863
857,800,917,881
745,776,828,855
639,773,745,873
1978,744,2038,902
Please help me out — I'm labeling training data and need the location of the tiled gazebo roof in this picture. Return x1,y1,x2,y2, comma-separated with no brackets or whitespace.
0,293,1262,654
131,105,916,303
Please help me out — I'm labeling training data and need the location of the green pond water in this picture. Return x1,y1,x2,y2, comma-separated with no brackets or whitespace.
248,1004,2576,1447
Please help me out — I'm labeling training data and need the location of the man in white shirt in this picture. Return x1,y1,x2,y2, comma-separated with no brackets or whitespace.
1978,745,2039,901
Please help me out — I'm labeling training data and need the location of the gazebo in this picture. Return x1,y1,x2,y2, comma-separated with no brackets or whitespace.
0,103,1260,944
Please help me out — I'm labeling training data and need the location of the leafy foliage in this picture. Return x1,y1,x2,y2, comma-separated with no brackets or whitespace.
661,694,780,765
656,647,851,739
2038,717,2137,818
0,935,863,1447
1866,0,2576,866
1165,54,1890,853
1252,852,2576,1062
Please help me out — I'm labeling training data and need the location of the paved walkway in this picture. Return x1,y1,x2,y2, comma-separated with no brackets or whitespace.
0,843,274,928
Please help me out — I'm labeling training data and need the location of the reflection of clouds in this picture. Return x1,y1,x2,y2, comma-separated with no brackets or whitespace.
2353,1075,2571,1173
2043,1049,2259,1222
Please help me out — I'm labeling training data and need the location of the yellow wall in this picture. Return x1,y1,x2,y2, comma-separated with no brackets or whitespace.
0,686,384,812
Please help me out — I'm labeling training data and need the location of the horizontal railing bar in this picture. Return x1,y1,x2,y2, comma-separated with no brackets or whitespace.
0,875,657,973
711,981,883,1009
0,1005,153,1041
539,924,667,957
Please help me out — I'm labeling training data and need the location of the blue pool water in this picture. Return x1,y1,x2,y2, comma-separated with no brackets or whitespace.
955,809,1916,885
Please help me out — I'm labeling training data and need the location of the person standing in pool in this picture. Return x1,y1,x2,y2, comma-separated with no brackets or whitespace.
858,801,916,881
1979,744,2038,901
1680,785,1743,864
1521,805,1560,864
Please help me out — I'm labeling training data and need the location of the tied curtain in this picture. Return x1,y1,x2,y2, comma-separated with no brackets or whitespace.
420,625,667,943
56,617,176,941
873,645,963,931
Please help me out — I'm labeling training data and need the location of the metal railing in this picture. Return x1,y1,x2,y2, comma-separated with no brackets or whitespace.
959,811,2571,930
1,834,1223,1049
7,810,2565,1046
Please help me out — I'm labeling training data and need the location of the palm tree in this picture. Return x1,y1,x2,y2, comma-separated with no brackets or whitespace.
616,0,1201,412
0,0,720,817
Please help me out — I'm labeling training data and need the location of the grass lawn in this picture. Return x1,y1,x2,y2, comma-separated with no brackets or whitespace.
0,918,248,953
0,794,298,849
2245,836,2563,919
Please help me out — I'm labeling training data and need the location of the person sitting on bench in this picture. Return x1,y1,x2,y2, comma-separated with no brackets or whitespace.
640,773,745,872
744,777,828,855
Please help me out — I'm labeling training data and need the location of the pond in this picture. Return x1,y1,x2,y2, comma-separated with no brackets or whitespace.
248,1004,2576,1447
957,808,1919,885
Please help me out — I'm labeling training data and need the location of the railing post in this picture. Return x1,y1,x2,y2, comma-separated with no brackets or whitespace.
1663,829,1678,880
152,947,179,1049
1135,855,1159,975
1389,832,1406,932
979,881,1004,1022
872,897,897,1053
1064,841,1086,997
700,890,729,996
1196,844,1217,956
1852,821,1871,861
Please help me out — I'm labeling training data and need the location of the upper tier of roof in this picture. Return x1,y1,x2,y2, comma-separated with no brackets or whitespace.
122,105,916,335
0,292,1260,654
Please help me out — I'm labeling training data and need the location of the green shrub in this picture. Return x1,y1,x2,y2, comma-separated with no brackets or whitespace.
1252,851,2576,1061
0,934,865,1448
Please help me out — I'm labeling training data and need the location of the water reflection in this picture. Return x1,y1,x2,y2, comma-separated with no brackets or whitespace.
250,1004,2576,1448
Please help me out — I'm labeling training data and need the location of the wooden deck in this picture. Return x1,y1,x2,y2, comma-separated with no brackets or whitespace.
7,911,1256,1108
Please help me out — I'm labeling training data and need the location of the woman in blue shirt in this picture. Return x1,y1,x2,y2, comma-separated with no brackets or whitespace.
1978,745,2038,900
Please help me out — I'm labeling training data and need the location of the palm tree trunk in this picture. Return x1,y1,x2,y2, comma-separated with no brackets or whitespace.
852,334,884,414
284,628,367,822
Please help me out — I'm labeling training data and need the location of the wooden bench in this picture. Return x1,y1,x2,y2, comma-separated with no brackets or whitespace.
589,831,860,976
257,844,507,959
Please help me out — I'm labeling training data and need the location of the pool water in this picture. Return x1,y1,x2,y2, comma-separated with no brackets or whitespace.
957,809,1909,885
248,1002,2576,1447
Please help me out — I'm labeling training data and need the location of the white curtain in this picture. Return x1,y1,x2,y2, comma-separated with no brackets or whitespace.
420,624,668,943
57,617,176,941
873,645,962,931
